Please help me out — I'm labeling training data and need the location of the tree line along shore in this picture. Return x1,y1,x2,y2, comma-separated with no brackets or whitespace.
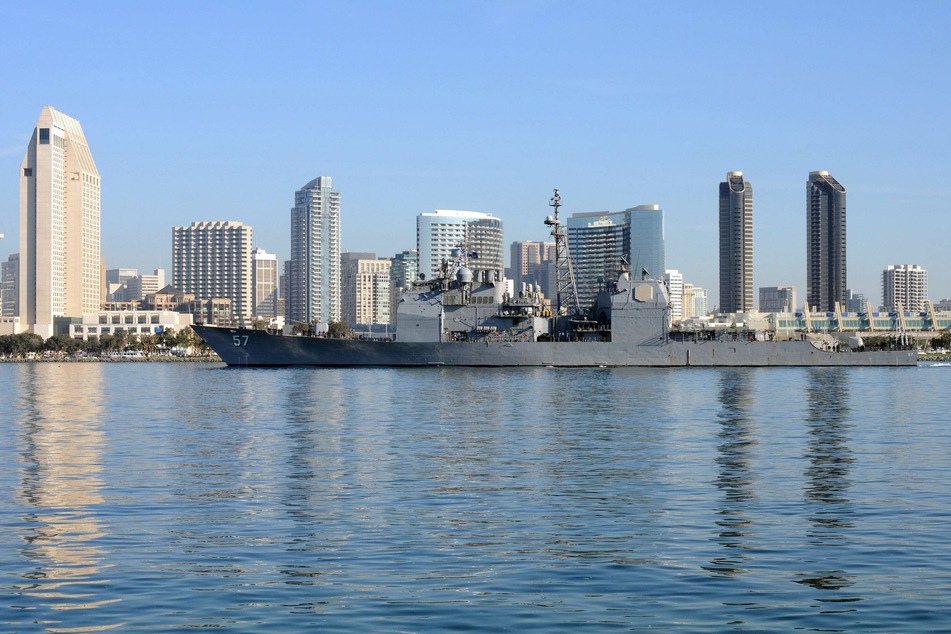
0,327,218,362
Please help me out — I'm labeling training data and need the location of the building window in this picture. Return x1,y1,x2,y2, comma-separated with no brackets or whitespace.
39,128,50,144
23,168,32,177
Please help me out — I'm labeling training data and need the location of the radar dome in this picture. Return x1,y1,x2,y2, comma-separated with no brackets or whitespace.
456,266,473,284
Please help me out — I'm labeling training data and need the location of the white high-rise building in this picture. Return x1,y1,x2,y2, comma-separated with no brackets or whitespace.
416,210,503,280
19,106,100,337
664,270,684,321
172,221,253,325
288,177,340,325
253,248,279,319
882,264,928,312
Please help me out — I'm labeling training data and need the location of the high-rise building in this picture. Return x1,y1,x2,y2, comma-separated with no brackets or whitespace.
341,252,392,326
719,171,753,313
172,221,253,325
568,211,628,308
1,254,19,317
682,283,708,319
759,286,797,313
390,249,419,323
845,289,866,313
882,264,928,312
568,205,665,308
252,248,279,319
806,171,847,312
510,240,555,293
664,270,684,321
628,205,665,283
106,268,138,301
19,106,100,337
125,269,166,302
288,177,341,325
416,210,504,280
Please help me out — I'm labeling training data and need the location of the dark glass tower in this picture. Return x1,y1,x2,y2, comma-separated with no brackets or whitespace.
718,171,753,314
806,171,846,312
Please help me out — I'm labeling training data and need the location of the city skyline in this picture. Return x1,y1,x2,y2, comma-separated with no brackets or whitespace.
2,3,950,307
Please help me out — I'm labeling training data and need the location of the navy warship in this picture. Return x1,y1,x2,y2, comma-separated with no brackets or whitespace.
192,191,917,368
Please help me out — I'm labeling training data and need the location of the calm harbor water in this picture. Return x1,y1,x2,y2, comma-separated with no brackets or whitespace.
1,361,950,632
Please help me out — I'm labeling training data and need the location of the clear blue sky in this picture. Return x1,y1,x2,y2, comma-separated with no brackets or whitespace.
2,1,949,309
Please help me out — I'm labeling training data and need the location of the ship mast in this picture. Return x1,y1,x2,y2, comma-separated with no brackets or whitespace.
545,188,580,317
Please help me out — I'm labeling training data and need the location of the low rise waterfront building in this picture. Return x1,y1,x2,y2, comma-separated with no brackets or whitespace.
68,309,193,341
695,304,951,341
0,315,23,336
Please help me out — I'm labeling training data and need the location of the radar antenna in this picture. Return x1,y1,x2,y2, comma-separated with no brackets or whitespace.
545,189,581,316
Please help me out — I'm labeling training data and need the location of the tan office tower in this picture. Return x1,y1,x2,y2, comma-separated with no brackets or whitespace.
19,106,101,338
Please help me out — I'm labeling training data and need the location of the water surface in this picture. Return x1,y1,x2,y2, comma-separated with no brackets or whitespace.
1,362,949,632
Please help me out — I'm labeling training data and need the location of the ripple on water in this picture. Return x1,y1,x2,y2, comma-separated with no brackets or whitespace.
1,364,950,631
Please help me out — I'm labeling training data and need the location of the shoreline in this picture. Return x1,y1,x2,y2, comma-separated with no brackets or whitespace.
0,355,222,363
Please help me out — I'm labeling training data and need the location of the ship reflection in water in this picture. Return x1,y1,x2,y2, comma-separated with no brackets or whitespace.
13,364,123,632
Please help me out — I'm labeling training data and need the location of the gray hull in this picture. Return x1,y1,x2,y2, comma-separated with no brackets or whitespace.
193,325,918,367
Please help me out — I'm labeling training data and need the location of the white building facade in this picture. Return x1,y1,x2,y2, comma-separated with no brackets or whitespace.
68,309,193,341
288,177,340,325
172,221,253,325
416,210,504,280
664,269,684,321
882,264,928,312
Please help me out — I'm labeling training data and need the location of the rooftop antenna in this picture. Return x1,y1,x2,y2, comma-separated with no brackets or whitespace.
545,188,580,317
